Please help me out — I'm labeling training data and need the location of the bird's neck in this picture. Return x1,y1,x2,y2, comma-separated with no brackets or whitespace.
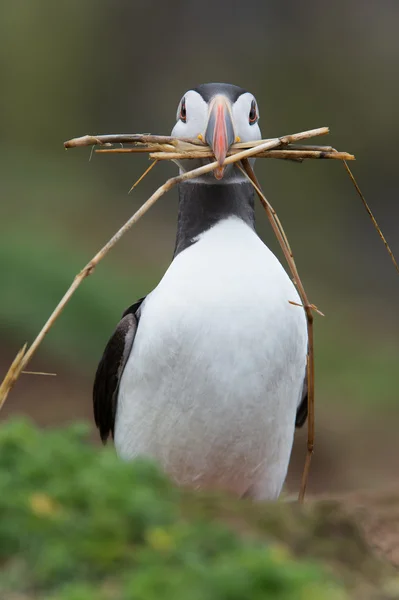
173,180,256,257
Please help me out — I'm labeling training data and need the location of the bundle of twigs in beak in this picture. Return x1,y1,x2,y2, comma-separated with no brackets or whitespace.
1,125,397,504
64,127,354,163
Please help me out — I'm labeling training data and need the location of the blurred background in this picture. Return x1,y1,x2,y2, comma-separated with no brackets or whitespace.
1,0,398,495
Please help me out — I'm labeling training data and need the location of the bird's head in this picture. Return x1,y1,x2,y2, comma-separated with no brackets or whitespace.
171,83,261,181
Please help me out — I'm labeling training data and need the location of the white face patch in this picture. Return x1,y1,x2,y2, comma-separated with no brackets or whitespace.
171,90,208,139
171,89,262,144
232,93,262,143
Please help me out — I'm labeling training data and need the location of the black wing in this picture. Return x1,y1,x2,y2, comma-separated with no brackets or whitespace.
93,297,145,442
295,376,308,428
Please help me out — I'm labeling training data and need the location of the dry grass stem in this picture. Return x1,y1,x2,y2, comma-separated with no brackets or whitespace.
65,127,356,168
289,301,325,317
64,134,205,148
129,159,159,193
65,130,329,150
343,161,399,275
95,149,354,162
22,371,57,376
238,160,315,503
0,344,27,411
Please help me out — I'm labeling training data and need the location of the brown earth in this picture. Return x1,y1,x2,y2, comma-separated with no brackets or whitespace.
342,489,399,569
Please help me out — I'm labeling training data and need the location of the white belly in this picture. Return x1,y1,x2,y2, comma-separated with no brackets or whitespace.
115,217,308,499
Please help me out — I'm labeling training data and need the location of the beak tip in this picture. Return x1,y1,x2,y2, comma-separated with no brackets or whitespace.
214,166,225,180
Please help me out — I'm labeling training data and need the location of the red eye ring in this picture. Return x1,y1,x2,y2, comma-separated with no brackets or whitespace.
249,99,257,124
180,97,187,122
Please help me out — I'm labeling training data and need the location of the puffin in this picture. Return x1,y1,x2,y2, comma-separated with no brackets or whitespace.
93,83,308,501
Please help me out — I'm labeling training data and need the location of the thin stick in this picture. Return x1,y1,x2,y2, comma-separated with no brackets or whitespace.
94,149,354,162
95,145,175,154
64,127,329,150
64,134,205,148
232,131,329,148
289,300,324,318
0,345,27,411
22,371,57,376
238,160,315,503
343,161,399,275
129,159,159,193
284,144,334,152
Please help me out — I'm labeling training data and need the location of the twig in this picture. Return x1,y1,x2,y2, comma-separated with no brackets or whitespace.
94,149,354,162
238,160,315,503
343,161,399,275
0,345,27,411
67,128,354,168
289,300,325,317
64,134,205,148
64,128,330,151
22,371,57,376
129,159,159,193
96,145,176,154
283,144,334,152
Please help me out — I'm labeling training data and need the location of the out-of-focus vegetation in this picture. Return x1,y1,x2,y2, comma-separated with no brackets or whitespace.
0,419,352,600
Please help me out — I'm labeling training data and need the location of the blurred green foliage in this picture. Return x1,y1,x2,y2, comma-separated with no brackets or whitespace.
0,419,345,599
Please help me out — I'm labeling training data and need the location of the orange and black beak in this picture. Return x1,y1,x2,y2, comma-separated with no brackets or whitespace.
205,95,235,180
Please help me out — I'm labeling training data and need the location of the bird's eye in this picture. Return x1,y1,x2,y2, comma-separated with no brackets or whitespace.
180,98,187,122
249,100,258,125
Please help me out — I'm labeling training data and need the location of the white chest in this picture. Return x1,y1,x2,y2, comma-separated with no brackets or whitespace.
115,218,308,498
